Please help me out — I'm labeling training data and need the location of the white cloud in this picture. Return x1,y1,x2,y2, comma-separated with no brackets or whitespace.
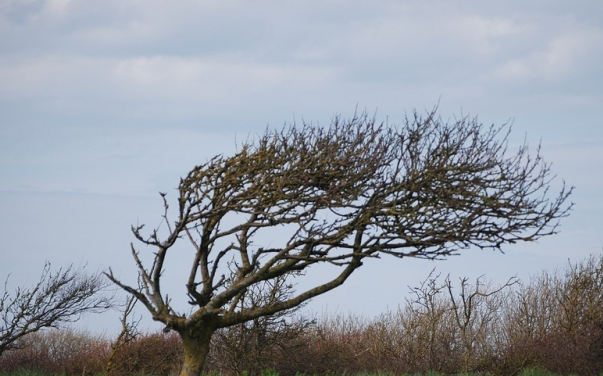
542,29,603,79
44,0,73,14
492,27,603,83
1,1,601,121
451,16,525,57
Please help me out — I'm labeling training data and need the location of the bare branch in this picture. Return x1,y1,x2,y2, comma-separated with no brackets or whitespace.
0,262,113,357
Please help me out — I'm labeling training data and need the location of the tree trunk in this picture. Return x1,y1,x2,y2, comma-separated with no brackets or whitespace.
178,327,216,376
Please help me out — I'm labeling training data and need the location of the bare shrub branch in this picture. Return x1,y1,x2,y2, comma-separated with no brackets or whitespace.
106,294,142,375
0,262,113,357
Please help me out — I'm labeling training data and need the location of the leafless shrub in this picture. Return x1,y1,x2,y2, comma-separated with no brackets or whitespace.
446,274,518,373
358,310,408,373
2,253,602,376
205,274,314,376
298,312,369,375
106,294,142,375
207,315,313,376
0,327,108,374
107,331,183,376
0,262,113,357
401,270,458,373
555,254,603,335
500,254,603,376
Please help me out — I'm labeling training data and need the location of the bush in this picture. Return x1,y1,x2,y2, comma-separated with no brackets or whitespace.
2,253,602,376
106,331,182,376
0,328,107,375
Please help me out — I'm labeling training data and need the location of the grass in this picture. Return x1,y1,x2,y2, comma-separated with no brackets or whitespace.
0,371,44,376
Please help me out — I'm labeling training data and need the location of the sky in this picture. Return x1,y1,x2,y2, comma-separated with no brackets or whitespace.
1,0,602,335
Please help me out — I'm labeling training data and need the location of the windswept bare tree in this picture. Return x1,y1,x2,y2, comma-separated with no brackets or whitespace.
107,109,572,376
0,262,112,357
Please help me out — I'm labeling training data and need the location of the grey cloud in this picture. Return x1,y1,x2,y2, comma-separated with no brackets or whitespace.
1,0,601,186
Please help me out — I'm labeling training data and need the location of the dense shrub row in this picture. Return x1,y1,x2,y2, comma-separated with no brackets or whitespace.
0,254,602,376
0,367,587,376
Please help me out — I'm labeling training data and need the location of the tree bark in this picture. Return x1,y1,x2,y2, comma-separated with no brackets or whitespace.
178,327,216,376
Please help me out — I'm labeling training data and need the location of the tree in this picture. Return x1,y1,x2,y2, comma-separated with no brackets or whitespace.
0,262,112,357
106,109,572,376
